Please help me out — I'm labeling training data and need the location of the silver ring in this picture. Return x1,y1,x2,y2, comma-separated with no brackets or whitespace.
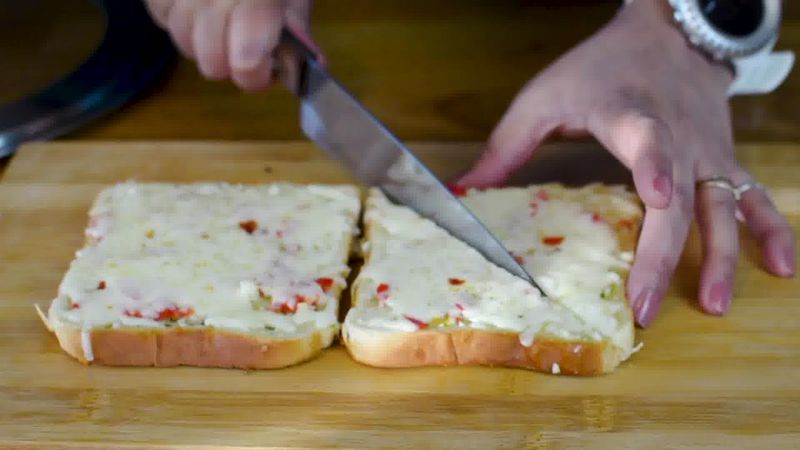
733,181,765,200
697,176,764,201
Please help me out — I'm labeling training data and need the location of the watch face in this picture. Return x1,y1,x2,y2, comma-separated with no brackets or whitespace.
698,0,764,36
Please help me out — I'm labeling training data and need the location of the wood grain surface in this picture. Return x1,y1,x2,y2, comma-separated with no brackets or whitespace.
0,141,798,449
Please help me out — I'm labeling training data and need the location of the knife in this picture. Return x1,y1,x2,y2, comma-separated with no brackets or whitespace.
279,30,543,294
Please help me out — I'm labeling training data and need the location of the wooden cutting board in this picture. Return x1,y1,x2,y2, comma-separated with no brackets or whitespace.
1,141,798,449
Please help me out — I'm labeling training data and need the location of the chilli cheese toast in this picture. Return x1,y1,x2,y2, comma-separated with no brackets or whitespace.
342,184,643,375
39,182,360,368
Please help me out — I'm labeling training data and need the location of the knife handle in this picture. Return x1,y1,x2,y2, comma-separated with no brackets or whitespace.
275,28,321,96
279,28,318,62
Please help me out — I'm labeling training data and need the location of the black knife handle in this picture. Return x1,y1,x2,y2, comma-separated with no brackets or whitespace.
279,28,318,63
276,28,320,97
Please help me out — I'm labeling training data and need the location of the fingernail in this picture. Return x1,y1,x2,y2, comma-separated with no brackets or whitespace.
707,281,732,315
768,244,795,278
781,247,796,277
233,43,264,71
653,174,672,200
633,288,659,328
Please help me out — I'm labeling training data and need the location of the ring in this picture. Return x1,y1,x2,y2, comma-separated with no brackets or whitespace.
696,176,764,201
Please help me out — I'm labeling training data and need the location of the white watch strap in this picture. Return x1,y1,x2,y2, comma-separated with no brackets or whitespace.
728,48,795,96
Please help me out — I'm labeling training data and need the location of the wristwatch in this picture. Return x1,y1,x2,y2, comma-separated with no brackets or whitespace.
628,0,795,96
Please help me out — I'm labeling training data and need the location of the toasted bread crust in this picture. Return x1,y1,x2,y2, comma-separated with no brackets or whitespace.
342,325,620,376
344,184,642,375
49,320,336,369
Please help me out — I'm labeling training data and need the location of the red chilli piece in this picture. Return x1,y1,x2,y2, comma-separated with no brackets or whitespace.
316,277,334,293
591,212,604,223
97,280,107,290
404,315,429,329
239,220,258,234
156,306,194,321
376,283,390,302
512,253,525,265
70,302,80,310
447,183,468,198
276,302,297,314
124,309,143,318
448,278,465,286
535,190,550,201
542,236,565,246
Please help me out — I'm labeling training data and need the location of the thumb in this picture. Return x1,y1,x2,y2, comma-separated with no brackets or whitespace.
458,88,559,188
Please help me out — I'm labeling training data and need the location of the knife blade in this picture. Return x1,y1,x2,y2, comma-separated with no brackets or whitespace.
279,30,543,294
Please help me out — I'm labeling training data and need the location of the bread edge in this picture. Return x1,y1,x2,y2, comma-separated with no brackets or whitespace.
48,317,338,369
342,324,622,376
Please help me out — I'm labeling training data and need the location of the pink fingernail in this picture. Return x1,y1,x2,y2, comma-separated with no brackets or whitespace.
707,281,732,315
634,289,660,328
782,247,796,277
768,245,795,277
234,43,265,71
653,174,672,200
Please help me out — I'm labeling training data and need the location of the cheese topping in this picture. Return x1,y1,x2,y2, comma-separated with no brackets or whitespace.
50,182,360,336
462,187,633,346
348,186,639,348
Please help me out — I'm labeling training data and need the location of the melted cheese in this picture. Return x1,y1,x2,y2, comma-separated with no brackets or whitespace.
348,186,638,349
462,187,632,346
50,182,360,337
81,329,94,361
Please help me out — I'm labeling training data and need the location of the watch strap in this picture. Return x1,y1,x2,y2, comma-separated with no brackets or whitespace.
728,47,795,96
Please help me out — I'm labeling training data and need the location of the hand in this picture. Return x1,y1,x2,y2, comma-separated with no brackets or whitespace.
459,0,796,327
144,0,321,91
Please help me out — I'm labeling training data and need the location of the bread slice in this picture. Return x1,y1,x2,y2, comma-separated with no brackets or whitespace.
40,182,360,368
342,184,643,375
